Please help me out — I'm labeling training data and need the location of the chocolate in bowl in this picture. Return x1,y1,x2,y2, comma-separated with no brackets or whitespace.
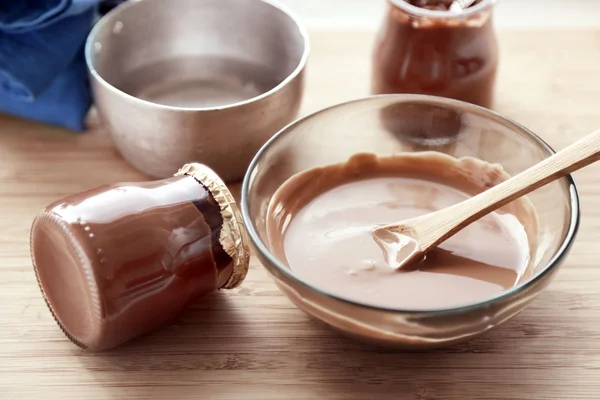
264,151,539,311
241,94,579,349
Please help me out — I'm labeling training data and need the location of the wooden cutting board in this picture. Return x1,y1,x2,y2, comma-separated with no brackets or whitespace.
1,30,600,400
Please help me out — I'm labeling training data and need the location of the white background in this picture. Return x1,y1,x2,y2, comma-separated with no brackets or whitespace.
278,0,600,30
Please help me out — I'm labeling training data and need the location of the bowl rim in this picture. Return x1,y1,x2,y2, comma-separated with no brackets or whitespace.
241,94,581,316
84,0,310,111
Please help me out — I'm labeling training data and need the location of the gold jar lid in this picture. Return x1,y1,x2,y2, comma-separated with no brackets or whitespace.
175,163,251,289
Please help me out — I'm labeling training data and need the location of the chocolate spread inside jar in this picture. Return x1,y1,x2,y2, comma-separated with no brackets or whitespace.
372,0,498,108
30,164,249,351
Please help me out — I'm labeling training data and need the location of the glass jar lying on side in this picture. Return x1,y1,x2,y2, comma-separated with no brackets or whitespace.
372,0,498,109
30,164,250,351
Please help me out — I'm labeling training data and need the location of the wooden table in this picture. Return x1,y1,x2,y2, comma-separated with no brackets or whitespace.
2,30,600,400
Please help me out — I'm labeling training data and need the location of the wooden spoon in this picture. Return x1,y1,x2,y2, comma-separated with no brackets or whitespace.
373,128,600,270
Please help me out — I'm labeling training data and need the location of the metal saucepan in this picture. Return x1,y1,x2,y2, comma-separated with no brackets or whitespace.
86,0,309,180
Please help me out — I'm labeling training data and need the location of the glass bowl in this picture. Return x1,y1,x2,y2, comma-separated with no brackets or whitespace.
241,94,579,349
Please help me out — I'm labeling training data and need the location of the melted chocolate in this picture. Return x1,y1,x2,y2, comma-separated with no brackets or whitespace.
266,153,537,310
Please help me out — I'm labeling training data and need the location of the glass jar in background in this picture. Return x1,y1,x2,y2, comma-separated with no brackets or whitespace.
372,0,498,109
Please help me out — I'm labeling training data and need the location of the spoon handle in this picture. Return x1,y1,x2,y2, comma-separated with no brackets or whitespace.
417,128,600,250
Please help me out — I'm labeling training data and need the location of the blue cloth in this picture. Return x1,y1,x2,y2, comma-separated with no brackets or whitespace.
0,1,100,131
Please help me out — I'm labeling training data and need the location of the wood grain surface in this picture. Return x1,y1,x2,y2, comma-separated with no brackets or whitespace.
1,30,600,400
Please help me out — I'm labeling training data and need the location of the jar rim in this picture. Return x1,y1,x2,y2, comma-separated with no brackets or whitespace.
388,0,497,19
